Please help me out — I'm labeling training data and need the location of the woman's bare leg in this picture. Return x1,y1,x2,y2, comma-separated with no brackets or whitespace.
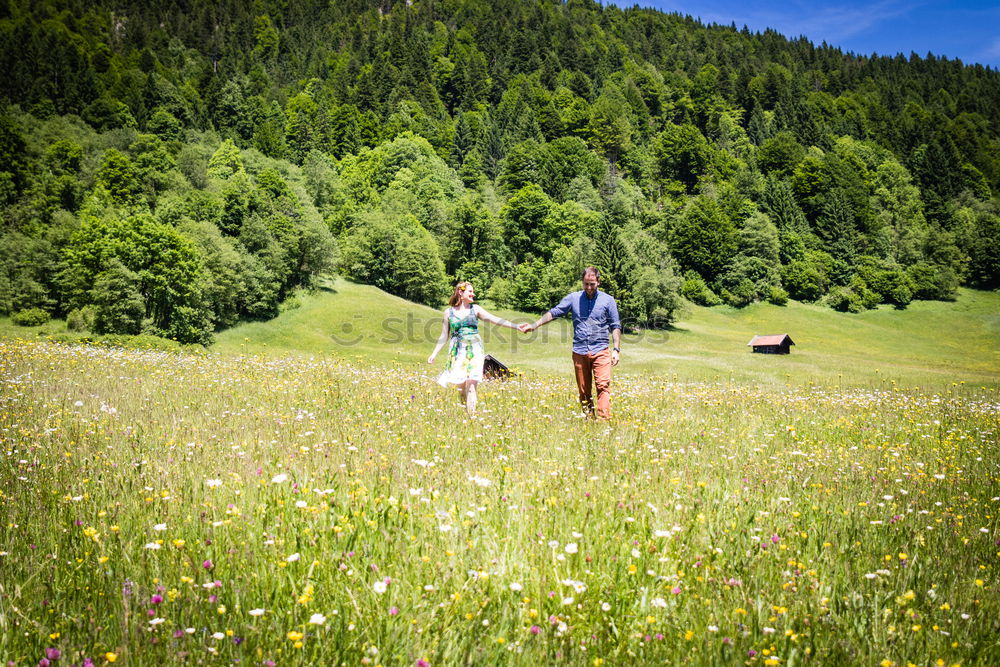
465,380,478,414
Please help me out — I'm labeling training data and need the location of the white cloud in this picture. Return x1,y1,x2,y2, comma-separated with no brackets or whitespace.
977,36,1000,60
692,1,912,42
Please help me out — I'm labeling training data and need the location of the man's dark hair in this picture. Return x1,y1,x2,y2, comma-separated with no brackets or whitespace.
581,267,601,281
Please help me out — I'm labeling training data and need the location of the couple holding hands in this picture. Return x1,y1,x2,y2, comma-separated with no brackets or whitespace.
428,268,621,418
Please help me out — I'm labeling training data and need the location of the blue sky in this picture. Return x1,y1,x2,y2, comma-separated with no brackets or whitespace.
607,1,1000,69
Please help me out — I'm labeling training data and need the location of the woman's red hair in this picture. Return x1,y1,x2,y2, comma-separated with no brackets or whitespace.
448,281,471,307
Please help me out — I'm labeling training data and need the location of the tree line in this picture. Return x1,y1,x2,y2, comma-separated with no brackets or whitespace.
1,0,997,343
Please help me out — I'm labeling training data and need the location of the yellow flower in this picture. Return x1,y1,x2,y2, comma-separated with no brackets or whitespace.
287,631,304,641
105,652,118,663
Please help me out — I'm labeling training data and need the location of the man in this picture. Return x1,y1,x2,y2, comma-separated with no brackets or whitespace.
521,267,621,419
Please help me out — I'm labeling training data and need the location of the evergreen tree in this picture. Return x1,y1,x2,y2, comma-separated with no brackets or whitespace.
653,123,713,192
670,196,738,281
762,177,809,235
588,94,633,176
816,190,860,264
591,200,638,321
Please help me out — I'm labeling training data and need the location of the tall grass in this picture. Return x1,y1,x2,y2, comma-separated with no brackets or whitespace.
1,338,997,665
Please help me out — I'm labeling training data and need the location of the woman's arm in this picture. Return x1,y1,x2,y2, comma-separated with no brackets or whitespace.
474,305,519,330
427,312,450,363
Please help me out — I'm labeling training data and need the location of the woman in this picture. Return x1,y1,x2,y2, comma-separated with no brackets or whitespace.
428,281,520,414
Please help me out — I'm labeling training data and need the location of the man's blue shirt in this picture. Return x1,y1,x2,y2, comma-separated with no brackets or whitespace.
548,289,621,355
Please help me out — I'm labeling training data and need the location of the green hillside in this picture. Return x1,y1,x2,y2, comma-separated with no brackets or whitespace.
211,278,999,387
2,0,999,348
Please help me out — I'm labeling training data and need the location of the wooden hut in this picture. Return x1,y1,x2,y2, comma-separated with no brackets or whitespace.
747,334,795,355
483,354,512,380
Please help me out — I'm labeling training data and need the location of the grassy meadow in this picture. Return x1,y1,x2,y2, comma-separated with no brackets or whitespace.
1,284,998,665
209,278,999,388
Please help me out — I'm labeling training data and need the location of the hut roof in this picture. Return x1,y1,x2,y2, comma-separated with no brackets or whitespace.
747,334,795,347
483,354,511,380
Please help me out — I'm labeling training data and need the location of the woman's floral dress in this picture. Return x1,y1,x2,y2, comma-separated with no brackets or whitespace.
437,306,485,387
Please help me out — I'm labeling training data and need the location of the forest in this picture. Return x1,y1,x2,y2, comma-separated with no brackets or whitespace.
0,0,998,344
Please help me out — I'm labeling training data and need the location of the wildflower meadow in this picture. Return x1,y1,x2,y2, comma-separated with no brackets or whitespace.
1,337,997,666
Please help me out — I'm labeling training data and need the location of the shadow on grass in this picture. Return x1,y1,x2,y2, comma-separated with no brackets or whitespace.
314,274,341,293
628,324,690,335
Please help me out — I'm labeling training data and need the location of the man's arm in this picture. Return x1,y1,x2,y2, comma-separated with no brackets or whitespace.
525,293,573,331
528,311,555,331
608,298,621,366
